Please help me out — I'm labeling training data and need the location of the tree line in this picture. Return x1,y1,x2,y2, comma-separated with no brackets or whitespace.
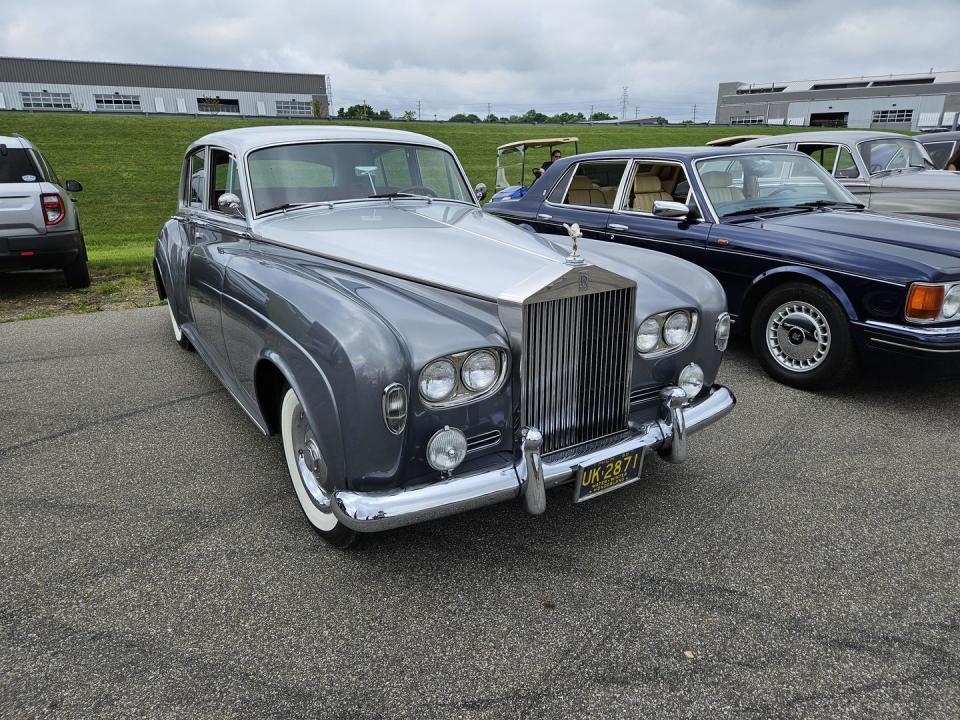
335,104,667,124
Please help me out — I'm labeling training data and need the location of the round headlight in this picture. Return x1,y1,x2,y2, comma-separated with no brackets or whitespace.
462,350,499,392
427,426,467,473
419,359,456,402
663,311,692,347
943,285,960,319
636,316,661,353
715,313,732,351
678,363,704,400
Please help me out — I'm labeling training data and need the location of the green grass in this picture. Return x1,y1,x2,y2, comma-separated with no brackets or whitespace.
0,113,808,273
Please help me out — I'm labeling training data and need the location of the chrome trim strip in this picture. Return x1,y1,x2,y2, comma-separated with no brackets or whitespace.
331,385,735,532
864,319,960,335
869,338,960,353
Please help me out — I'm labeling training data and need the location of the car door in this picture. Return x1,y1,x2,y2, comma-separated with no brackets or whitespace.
604,158,710,268
529,159,630,241
184,146,230,365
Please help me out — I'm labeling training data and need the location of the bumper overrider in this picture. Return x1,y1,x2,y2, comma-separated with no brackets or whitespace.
332,384,735,532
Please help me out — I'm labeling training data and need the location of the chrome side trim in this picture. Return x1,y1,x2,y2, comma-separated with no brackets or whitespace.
869,338,960,353
331,384,735,532
864,319,960,335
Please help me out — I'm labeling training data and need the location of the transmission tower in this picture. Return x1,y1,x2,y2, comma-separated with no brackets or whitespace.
620,87,629,120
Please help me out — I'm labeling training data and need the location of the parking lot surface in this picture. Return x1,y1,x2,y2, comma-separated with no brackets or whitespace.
1,305,958,719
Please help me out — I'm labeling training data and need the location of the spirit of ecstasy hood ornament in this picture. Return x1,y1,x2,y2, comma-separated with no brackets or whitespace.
562,223,586,265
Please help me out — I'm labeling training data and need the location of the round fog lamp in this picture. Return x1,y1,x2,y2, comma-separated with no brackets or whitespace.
427,426,467,473
462,350,499,392
678,363,704,400
663,311,692,347
943,285,960,319
419,359,456,402
636,316,661,353
715,313,732,351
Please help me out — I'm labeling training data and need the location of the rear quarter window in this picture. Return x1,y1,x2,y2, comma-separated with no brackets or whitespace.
0,147,41,183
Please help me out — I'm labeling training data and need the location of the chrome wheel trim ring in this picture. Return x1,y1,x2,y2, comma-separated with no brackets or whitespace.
281,389,338,532
167,302,183,343
765,301,832,373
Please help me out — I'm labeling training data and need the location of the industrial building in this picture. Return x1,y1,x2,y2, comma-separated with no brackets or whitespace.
715,71,960,131
0,57,329,118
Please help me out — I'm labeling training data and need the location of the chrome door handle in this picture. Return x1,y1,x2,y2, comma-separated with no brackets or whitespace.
537,213,552,220
609,223,628,231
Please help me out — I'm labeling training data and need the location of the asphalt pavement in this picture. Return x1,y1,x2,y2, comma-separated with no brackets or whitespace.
0,305,957,719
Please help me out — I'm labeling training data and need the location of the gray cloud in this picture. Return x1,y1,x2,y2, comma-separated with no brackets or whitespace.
1,0,957,120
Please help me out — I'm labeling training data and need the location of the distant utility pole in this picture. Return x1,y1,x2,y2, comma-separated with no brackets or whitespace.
620,87,629,120
635,106,639,119
327,75,334,117
417,100,421,121
692,103,697,123
589,104,594,120
487,102,492,117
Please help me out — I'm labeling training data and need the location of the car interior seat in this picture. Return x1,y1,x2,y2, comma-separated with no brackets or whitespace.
631,175,672,213
700,171,745,203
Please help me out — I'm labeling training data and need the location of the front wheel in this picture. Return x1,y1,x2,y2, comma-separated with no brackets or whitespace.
280,387,358,549
750,282,855,390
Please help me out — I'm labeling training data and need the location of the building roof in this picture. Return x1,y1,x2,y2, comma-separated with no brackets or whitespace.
188,125,452,155
728,69,960,94
0,56,326,94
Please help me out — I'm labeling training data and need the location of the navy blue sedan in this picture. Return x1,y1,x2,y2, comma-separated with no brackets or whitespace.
485,147,960,390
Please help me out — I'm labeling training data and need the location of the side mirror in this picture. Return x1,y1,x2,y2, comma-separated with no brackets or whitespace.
652,200,690,219
65,179,82,192
474,182,487,202
218,192,243,216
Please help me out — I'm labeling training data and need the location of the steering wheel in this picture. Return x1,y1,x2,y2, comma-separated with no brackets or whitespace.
869,163,883,174
769,186,798,197
400,185,438,197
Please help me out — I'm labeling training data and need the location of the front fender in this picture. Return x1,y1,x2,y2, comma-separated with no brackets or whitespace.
746,265,859,320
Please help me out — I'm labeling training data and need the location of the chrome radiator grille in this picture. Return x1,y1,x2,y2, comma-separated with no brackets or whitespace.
521,287,635,454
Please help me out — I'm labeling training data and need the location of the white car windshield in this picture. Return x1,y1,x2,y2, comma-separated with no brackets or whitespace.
695,153,860,219
247,141,473,214
858,139,934,174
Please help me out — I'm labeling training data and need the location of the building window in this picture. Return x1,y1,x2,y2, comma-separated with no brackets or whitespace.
94,94,142,111
275,100,312,116
730,115,765,125
197,97,240,114
872,109,914,124
20,91,73,110
735,86,785,95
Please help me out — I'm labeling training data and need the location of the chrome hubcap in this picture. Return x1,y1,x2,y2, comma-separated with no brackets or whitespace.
292,406,331,512
766,302,831,372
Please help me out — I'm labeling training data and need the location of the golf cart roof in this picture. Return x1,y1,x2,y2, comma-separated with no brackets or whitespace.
496,137,579,153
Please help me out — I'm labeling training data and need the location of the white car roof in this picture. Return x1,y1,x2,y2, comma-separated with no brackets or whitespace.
187,125,453,156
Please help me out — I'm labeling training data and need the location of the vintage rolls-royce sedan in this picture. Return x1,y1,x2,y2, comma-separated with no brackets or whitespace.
153,127,735,547
484,147,960,390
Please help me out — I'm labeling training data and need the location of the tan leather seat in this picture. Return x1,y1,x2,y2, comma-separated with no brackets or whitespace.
567,176,606,206
631,175,671,212
700,171,745,203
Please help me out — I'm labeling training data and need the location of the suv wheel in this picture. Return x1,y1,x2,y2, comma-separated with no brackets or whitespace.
63,253,90,289
750,282,855,390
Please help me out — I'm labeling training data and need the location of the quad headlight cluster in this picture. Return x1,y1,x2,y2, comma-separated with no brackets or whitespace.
418,348,506,406
906,282,960,323
635,310,699,355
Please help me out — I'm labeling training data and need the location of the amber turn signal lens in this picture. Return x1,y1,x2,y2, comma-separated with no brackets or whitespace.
906,284,944,320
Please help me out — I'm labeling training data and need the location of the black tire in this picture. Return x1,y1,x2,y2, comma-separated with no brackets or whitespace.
280,385,359,549
63,254,90,289
750,282,855,390
166,301,193,351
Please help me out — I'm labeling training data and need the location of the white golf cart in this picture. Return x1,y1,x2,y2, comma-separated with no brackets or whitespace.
490,137,579,202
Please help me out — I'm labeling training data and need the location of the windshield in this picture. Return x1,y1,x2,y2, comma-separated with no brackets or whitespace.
0,147,42,184
695,153,859,219
858,139,933,174
247,141,473,214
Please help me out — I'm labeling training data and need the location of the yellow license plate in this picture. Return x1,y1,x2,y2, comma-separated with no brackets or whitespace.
574,449,645,503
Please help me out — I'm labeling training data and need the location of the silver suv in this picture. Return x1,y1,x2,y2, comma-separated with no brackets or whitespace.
0,134,88,287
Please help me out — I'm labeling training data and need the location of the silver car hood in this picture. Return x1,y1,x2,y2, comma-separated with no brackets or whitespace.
253,202,587,300
877,168,960,190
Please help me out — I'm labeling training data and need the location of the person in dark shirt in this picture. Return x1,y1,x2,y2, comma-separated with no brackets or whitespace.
532,149,563,182
947,146,960,171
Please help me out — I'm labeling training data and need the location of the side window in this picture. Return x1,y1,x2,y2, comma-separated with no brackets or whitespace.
834,147,860,178
209,148,242,212
186,149,206,208
559,161,627,208
798,144,839,174
620,162,689,214
31,151,60,185
546,165,576,204
923,141,955,169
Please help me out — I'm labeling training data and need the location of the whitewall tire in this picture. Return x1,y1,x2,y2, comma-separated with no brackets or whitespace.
167,301,192,350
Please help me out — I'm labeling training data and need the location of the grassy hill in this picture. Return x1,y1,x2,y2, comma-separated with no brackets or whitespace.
0,113,803,272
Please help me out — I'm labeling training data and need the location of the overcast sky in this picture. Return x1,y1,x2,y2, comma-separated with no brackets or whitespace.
2,0,958,121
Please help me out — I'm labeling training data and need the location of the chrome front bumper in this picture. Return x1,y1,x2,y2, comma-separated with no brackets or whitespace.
332,384,735,532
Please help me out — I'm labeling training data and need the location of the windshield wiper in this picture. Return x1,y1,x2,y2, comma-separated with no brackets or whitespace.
367,191,433,202
788,200,865,210
722,205,803,219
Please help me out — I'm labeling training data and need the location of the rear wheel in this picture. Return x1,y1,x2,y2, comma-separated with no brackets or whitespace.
750,282,855,390
280,386,358,549
63,253,90,289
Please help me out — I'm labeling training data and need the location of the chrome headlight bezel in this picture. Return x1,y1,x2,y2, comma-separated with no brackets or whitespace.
418,348,508,408
634,309,699,356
